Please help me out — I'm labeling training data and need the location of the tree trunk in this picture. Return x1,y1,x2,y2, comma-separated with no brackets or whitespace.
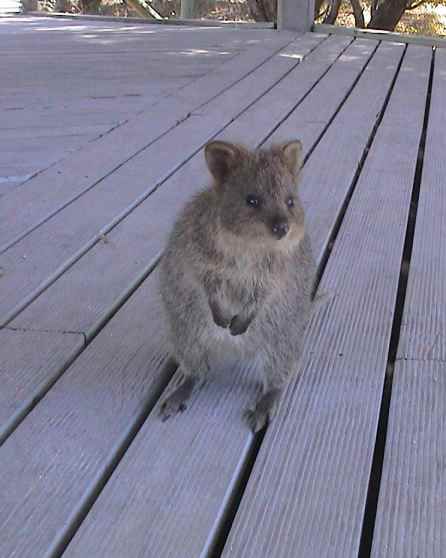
80,0,101,13
323,0,341,24
350,0,365,27
368,0,407,30
247,0,276,21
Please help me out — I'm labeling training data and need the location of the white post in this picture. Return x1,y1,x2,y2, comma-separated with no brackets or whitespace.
277,0,315,31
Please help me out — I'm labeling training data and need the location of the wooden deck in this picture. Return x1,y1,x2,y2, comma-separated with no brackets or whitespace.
1,16,445,558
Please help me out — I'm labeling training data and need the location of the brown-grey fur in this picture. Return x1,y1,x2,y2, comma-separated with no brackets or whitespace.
159,140,316,432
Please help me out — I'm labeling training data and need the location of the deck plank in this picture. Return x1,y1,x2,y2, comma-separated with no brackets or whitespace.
0,17,295,204
217,46,431,558
219,44,432,558
0,34,338,326
12,38,375,336
0,328,84,444
62,41,421,558
0,27,302,252
371,48,446,558
0,41,406,558
2,38,379,444
0,277,173,557
0,39,397,558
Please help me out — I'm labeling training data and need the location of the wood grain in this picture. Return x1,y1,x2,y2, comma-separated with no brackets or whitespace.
371,361,446,558
0,18,297,248
62,43,413,558
221,44,431,558
0,38,386,558
0,34,332,326
0,328,84,445
371,48,446,558
12,37,369,336
0,272,172,558
4,38,375,445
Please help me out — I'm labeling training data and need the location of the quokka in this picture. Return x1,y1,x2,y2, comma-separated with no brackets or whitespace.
159,140,316,432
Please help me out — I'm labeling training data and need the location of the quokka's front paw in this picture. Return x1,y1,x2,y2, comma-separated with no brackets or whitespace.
229,314,252,336
213,312,231,329
209,301,232,329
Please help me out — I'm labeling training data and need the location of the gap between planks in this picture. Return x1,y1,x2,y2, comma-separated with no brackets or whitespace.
0,36,367,447
0,33,332,328
219,44,432,558
0,29,303,255
0,38,394,550
370,47,446,558
5,42,412,556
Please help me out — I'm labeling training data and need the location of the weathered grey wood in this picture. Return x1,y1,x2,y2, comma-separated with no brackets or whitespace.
0,33,350,445
278,0,315,32
0,34,337,327
371,48,446,558
27,11,274,28
0,39,402,558
314,23,446,49
0,328,84,445
219,38,376,146
272,40,404,258
11,37,371,336
371,361,446,558
0,273,174,558
1,17,249,187
219,45,431,558
394,48,446,363
0,18,298,251
32,43,405,558
3,37,372,440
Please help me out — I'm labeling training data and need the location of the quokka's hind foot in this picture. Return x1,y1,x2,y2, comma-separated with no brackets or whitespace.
244,388,281,433
159,374,203,421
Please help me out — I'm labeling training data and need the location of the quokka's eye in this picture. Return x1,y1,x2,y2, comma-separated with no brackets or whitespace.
246,194,260,208
287,197,295,208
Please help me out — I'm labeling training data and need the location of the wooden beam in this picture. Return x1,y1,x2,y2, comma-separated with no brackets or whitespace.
26,11,274,28
314,23,446,48
278,0,315,31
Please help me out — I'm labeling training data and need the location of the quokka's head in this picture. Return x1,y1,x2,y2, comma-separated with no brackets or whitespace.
205,140,305,247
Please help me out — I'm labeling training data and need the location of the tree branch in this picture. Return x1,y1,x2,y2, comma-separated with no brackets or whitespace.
368,0,407,30
406,0,427,10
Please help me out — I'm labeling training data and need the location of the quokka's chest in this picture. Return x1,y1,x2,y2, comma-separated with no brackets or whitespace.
217,260,271,299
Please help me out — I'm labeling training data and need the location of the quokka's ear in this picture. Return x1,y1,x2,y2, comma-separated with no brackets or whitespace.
204,141,243,184
281,140,303,177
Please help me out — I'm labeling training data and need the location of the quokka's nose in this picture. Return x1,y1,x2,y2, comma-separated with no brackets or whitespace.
271,220,289,239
